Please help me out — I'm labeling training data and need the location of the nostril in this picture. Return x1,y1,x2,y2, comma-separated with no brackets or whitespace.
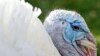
76,40,80,45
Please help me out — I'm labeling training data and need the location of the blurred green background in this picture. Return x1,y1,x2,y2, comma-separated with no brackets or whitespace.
26,0,100,55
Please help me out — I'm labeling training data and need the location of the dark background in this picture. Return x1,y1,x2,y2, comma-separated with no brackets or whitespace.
26,0,100,55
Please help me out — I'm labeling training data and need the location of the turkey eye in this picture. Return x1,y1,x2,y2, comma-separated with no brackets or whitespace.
73,26,80,30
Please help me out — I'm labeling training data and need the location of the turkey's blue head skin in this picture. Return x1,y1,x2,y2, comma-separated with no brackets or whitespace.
44,9,96,56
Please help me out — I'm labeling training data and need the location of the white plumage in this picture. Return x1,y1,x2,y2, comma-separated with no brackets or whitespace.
0,0,60,56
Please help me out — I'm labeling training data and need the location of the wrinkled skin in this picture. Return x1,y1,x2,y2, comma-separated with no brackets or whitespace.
44,10,96,56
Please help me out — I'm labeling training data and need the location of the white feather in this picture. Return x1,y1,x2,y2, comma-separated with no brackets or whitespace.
0,0,60,56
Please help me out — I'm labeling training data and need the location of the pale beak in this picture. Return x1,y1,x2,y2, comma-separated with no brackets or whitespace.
76,33,96,56
80,33,96,51
80,39,96,50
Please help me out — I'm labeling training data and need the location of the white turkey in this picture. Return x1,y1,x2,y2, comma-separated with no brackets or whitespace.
0,0,60,56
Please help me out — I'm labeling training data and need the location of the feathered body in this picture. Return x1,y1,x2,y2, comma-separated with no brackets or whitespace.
44,10,96,56
0,0,60,56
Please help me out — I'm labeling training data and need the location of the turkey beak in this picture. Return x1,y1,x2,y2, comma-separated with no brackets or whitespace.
80,39,96,50
80,33,96,51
